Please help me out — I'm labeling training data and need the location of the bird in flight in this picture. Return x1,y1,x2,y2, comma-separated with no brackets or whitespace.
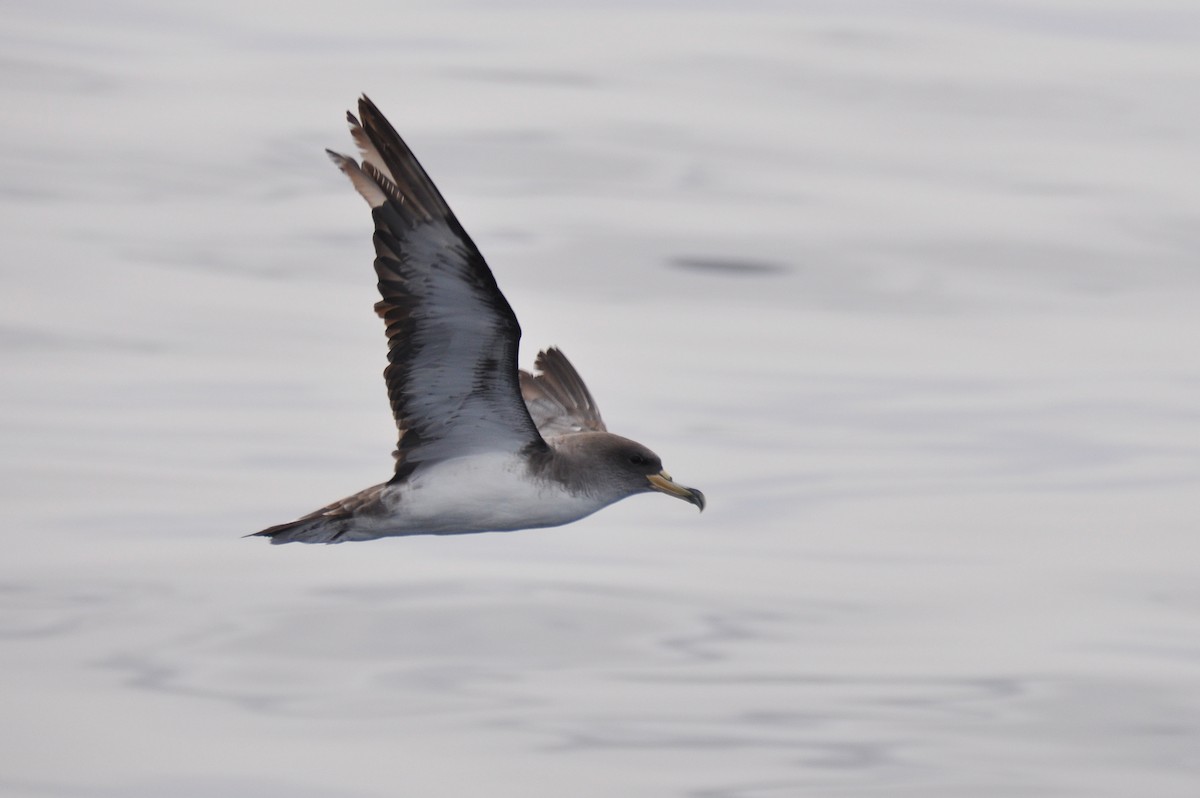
253,96,704,544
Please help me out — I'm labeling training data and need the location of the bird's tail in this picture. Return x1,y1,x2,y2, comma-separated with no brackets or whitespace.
248,515,353,544
249,484,387,544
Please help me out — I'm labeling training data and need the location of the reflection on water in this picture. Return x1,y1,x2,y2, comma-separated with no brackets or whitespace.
3,0,1200,796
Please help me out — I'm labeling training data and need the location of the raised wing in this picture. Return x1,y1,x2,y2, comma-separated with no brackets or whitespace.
519,347,607,437
327,96,546,477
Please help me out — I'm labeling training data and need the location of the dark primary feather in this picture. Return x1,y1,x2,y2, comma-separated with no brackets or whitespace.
328,96,546,477
520,347,607,437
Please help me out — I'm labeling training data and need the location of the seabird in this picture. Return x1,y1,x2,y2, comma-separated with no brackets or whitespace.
253,96,704,544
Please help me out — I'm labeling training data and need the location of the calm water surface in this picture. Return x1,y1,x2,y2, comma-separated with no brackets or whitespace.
3,2,1199,796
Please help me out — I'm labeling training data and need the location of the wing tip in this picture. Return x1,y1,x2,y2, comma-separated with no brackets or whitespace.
523,347,605,433
327,148,388,208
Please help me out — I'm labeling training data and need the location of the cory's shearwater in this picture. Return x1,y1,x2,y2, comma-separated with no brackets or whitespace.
253,97,704,544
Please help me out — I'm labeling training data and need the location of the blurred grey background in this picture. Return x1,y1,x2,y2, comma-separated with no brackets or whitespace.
2,1,1199,796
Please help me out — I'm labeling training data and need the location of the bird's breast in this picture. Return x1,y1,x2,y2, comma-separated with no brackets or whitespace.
382,452,606,535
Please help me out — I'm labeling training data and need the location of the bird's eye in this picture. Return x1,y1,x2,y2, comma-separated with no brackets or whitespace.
629,453,648,466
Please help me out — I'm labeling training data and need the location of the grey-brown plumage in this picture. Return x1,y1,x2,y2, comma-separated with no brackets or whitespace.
519,348,606,436
252,96,703,544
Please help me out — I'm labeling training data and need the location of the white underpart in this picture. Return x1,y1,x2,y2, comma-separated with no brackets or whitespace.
347,452,605,540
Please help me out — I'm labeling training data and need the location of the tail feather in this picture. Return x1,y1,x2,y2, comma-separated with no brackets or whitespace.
249,516,353,545
250,483,388,544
